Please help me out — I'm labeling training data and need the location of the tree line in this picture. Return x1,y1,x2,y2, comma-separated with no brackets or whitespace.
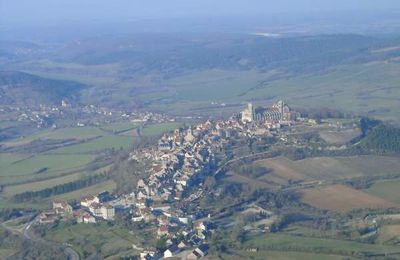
361,124,400,154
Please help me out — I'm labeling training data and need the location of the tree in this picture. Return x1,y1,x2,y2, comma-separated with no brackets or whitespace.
155,237,167,251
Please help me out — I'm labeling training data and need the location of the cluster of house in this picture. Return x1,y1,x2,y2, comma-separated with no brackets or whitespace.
141,244,209,260
79,192,115,221
38,192,115,224
38,200,73,224
128,112,299,258
130,110,286,207
138,218,211,259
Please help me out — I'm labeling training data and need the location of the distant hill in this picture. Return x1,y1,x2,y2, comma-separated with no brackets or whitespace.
0,71,88,106
56,34,400,75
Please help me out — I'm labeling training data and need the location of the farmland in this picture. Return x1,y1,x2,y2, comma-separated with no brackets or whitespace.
17,59,400,124
0,120,177,209
2,165,111,197
364,179,400,204
51,135,133,154
256,155,400,183
225,154,400,213
0,153,96,185
300,184,397,212
137,62,400,122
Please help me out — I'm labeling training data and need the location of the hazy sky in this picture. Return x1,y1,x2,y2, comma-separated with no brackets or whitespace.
2,0,400,26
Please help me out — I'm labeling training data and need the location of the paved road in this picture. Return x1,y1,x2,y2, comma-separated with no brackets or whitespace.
23,220,80,260
64,247,80,260
3,217,80,260
214,150,278,175
22,220,35,240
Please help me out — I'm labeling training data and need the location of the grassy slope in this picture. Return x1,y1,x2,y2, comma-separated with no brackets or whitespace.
245,233,400,256
43,222,138,258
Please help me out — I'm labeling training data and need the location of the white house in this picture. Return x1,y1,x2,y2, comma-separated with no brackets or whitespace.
163,245,179,258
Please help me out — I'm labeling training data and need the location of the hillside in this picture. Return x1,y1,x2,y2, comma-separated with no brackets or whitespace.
0,71,87,106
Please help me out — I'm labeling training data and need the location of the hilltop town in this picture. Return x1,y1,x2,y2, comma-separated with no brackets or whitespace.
33,100,315,259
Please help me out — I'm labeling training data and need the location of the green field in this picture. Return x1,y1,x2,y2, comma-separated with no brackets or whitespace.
0,121,179,209
0,153,95,185
0,179,116,210
100,121,139,133
141,122,183,136
365,179,400,204
51,179,116,202
0,153,32,166
2,165,112,197
5,126,106,145
51,135,134,154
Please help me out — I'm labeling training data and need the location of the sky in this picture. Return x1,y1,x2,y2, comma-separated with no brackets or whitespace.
1,0,400,26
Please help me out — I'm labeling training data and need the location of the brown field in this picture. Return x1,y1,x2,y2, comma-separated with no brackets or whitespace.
301,184,397,212
377,225,400,244
319,129,360,145
256,158,308,181
257,155,400,182
225,171,276,190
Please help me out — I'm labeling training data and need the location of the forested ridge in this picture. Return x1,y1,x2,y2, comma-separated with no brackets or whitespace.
361,124,400,153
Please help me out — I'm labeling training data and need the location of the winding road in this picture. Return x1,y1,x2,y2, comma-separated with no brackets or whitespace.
3,217,80,260
214,150,279,176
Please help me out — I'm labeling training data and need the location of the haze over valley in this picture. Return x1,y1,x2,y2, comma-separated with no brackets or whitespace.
1,1,400,259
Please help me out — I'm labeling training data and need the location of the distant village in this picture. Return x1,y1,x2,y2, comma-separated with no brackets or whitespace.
37,101,309,259
1,99,175,129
